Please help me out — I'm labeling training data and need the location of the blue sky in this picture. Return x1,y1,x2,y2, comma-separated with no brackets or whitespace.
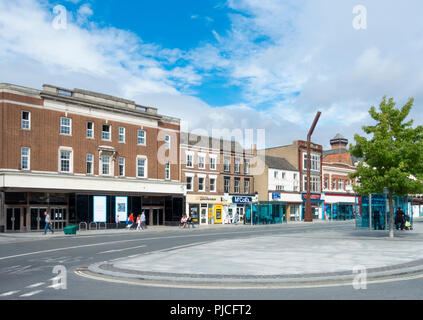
1,0,423,148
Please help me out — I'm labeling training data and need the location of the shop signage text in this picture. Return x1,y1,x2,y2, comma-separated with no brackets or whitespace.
232,196,252,204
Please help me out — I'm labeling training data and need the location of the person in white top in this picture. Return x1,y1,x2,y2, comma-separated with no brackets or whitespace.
136,215,142,231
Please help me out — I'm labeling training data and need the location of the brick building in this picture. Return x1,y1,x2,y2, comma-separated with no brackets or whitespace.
322,134,360,220
0,83,185,232
181,133,254,225
264,140,324,220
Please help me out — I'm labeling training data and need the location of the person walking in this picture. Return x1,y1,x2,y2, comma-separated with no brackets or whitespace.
140,211,146,230
373,210,380,230
187,215,195,229
44,211,54,235
136,215,142,231
116,215,120,229
126,213,134,230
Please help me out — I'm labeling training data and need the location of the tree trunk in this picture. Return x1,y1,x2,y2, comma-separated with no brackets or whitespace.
389,190,394,238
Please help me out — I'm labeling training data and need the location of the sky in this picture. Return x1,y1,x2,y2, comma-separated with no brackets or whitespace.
1,0,423,149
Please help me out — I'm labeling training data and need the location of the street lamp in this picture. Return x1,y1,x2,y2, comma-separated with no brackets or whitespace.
305,111,322,222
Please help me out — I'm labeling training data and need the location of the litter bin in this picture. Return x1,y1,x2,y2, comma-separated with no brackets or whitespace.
64,225,78,235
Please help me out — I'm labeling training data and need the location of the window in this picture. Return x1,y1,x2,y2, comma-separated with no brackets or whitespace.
186,153,193,168
101,155,111,175
102,124,111,140
224,156,231,172
118,127,125,143
86,154,94,174
332,179,337,190
224,177,231,193
60,117,71,135
118,157,125,177
21,111,30,130
303,153,320,171
274,171,279,179
198,177,205,192
339,180,343,190
210,177,216,192
137,157,147,178
86,122,94,139
276,185,284,191
59,150,72,173
234,178,241,194
137,130,146,145
186,176,193,191
198,155,205,169
210,156,217,170
165,162,170,180
324,177,329,189
244,159,250,174
304,176,320,193
21,147,30,170
165,135,170,149
281,172,286,179
235,158,241,173
244,178,250,194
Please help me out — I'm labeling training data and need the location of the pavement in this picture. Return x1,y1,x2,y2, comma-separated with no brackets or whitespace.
86,218,423,288
0,219,333,242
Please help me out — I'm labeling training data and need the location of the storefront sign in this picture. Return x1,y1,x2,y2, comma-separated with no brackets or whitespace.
302,193,321,201
93,196,107,222
115,196,128,222
232,196,252,204
272,193,281,200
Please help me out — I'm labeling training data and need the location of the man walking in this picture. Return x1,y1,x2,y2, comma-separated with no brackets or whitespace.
141,211,147,230
44,211,54,235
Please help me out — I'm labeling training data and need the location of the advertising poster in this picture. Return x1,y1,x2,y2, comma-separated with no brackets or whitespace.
115,196,128,222
93,196,107,223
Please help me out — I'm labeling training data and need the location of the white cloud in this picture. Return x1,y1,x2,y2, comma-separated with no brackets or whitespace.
1,0,423,149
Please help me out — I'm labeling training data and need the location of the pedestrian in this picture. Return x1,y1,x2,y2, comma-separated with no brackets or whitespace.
43,211,54,235
373,210,380,230
395,208,405,230
136,215,142,231
126,213,134,230
180,215,187,228
141,211,147,230
187,215,195,229
116,215,120,229
234,212,239,225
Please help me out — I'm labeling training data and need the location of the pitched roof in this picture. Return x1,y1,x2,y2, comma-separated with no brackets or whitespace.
261,155,298,171
181,132,245,153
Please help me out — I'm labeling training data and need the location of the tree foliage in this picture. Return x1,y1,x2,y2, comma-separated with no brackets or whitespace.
349,96,423,196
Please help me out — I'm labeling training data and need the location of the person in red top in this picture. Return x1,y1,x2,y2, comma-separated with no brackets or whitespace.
126,213,134,230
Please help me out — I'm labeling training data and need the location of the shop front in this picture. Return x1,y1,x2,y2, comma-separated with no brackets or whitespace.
270,192,302,221
186,194,228,225
323,193,360,221
301,193,324,220
227,196,253,224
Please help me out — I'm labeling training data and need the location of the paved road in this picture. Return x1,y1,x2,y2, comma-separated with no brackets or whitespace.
0,221,422,300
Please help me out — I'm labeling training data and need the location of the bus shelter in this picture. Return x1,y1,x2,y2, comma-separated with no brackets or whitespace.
356,194,413,230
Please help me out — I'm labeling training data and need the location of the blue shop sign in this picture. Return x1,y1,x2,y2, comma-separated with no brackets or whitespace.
232,196,252,204
272,193,281,200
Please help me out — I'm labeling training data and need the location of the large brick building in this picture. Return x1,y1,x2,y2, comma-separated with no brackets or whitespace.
0,83,185,232
180,132,254,225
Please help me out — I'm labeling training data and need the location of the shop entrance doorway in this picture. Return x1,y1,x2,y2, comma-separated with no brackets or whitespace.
50,207,67,230
30,207,48,231
144,207,164,226
6,207,22,231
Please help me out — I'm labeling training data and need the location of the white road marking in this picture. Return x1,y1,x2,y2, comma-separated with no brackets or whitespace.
26,282,45,289
19,290,43,297
0,290,20,297
97,245,146,254
47,283,62,289
9,265,32,274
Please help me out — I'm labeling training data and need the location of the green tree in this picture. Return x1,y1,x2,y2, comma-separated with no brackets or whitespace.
349,96,423,238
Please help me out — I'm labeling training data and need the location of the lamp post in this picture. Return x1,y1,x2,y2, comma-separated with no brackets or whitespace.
305,111,322,222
